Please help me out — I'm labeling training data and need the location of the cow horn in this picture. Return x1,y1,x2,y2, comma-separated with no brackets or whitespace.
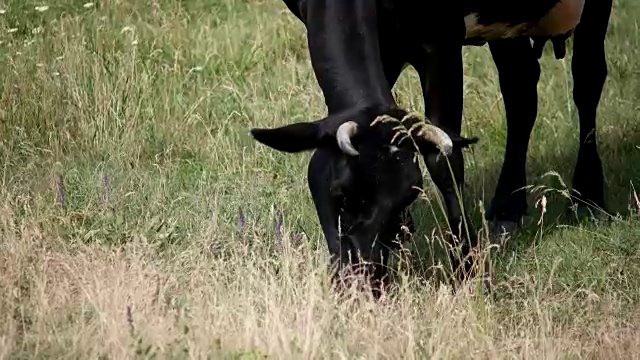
416,124,454,156
336,121,359,156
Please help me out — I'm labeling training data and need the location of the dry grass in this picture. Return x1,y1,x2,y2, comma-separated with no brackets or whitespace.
1,199,640,358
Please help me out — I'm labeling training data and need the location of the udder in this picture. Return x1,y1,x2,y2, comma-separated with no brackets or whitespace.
529,0,585,36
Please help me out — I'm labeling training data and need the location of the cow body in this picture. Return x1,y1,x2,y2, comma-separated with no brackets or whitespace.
251,0,613,295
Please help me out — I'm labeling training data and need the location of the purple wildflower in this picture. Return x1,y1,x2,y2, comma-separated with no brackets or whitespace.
126,303,134,335
55,174,66,209
275,209,283,240
292,233,303,247
238,207,246,233
102,173,111,209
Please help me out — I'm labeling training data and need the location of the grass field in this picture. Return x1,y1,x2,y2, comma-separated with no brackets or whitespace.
1,0,639,358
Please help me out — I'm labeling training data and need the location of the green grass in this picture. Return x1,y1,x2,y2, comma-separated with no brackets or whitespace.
1,0,639,358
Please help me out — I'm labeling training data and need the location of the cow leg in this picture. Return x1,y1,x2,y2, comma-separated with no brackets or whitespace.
413,44,479,284
570,0,613,218
486,38,541,235
378,30,407,89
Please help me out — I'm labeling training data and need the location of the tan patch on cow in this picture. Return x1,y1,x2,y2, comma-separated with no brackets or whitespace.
464,13,532,40
529,0,585,36
463,0,585,40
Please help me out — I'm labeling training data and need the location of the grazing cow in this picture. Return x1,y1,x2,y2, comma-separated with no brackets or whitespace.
252,109,479,296
250,0,613,294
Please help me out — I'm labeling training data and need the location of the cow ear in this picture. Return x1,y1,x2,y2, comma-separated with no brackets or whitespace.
452,136,479,149
414,135,479,155
250,121,322,153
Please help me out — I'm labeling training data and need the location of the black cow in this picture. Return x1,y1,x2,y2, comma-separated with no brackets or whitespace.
252,108,479,296
250,0,613,295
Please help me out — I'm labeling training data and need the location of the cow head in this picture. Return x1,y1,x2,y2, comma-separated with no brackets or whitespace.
250,109,478,294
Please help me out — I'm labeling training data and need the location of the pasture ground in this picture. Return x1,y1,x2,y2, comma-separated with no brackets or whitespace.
1,0,639,358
